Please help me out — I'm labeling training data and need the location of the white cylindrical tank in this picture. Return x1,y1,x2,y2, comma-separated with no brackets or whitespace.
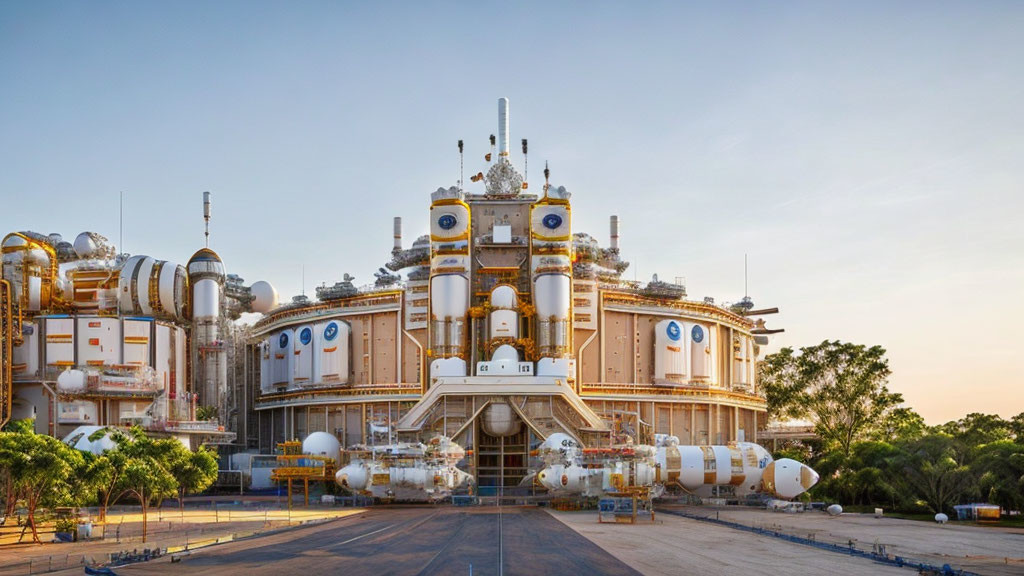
156,262,187,320
689,323,712,380
316,320,349,384
430,274,468,318
250,280,279,313
336,462,369,490
192,278,220,318
117,255,146,314
271,331,294,387
490,309,518,340
535,274,570,319
654,319,686,381
302,432,341,464
293,325,314,385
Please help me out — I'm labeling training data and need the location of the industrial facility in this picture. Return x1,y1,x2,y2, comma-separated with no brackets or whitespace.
0,98,816,500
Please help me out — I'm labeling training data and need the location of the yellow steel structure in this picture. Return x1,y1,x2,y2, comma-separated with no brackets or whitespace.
270,441,337,508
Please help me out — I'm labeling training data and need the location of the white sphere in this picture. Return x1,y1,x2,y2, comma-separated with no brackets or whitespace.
63,425,117,455
826,504,843,516
250,280,279,313
935,513,948,524
57,369,87,392
302,432,341,463
73,232,99,258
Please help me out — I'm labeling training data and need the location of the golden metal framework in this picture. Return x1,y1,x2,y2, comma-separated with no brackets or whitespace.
0,279,12,428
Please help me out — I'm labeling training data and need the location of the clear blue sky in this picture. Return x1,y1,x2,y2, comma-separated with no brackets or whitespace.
2,2,1022,423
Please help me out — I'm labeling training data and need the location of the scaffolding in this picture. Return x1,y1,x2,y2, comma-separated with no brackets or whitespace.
270,441,337,508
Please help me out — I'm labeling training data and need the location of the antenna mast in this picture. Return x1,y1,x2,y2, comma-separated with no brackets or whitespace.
203,191,212,248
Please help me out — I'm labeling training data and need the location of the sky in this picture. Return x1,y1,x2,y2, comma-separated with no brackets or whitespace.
1,2,1022,424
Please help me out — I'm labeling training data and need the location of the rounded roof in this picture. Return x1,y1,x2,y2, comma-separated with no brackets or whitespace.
188,248,223,264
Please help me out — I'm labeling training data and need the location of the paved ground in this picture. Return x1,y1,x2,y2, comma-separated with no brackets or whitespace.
549,509,911,576
103,507,640,576
671,505,1024,576
0,507,361,575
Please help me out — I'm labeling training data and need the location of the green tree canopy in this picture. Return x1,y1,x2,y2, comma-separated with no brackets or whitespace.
759,340,903,455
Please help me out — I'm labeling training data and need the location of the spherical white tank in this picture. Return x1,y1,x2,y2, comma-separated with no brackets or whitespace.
302,432,341,463
73,232,99,258
250,280,279,313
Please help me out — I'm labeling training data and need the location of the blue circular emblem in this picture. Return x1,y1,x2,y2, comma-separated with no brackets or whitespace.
299,327,312,345
324,322,339,342
278,332,289,349
691,325,705,343
438,214,457,230
666,321,681,341
542,213,563,229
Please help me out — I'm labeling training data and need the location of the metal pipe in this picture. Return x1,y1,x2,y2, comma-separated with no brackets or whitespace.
498,98,510,157
393,217,402,251
610,215,619,250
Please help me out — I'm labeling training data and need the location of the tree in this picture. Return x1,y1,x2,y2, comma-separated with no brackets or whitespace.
168,444,219,512
874,407,927,443
970,440,1024,512
759,341,902,456
897,433,973,514
0,427,85,543
102,428,179,542
1010,412,1024,444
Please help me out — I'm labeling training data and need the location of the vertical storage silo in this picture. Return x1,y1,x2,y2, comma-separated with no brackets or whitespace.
187,248,226,417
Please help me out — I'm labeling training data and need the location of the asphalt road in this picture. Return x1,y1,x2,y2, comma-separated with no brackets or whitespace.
114,506,642,576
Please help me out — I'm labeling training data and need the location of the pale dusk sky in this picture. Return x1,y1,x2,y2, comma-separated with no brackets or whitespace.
2,2,1021,423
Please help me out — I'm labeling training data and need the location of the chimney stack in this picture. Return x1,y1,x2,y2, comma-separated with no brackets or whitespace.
610,215,620,250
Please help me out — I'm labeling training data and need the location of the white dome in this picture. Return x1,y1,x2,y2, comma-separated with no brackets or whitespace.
826,504,843,516
63,425,117,455
250,280,279,313
73,232,99,258
490,285,517,309
491,345,519,363
935,513,949,524
57,369,87,392
302,432,341,463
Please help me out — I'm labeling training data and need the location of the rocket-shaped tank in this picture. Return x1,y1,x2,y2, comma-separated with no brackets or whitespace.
535,435,819,500
428,183,471,377
188,192,227,418
530,162,574,376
